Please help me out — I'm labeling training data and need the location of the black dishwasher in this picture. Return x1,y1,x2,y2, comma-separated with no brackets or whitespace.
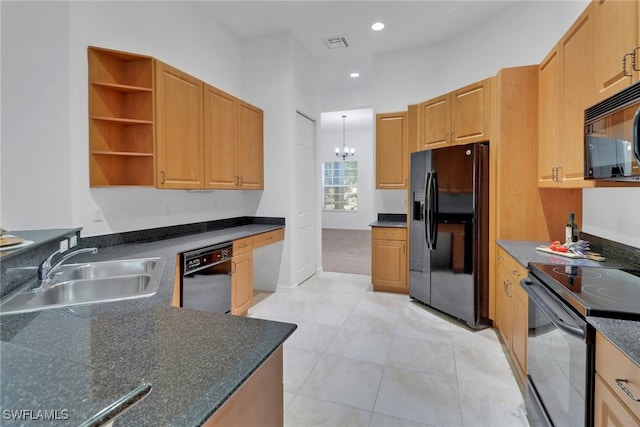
180,242,233,313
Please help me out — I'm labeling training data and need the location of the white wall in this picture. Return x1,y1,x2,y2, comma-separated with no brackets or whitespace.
2,1,265,235
583,188,640,249
320,109,375,230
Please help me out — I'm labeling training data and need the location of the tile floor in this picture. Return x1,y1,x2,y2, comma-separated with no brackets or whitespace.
248,272,530,427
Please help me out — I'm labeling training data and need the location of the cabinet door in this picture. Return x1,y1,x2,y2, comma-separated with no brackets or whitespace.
559,5,596,188
495,265,512,348
155,61,204,189
594,374,640,427
420,95,450,149
538,46,562,187
231,251,253,316
593,0,638,101
372,238,407,292
204,84,237,189
376,112,408,189
237,101,264,189
450,79,491,145
511,282,528,386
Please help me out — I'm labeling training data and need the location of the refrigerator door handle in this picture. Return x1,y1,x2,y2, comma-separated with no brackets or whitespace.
425,172,433,249
430,171,438,249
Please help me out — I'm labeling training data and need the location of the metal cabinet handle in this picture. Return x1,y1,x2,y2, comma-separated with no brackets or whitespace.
633,47,640,71
512,270,520,277
450,131,455,142
556,166,563,182
615,379,640,402
497,255,504,261
623,52,634,77
444,133,450,143
160,171,166,184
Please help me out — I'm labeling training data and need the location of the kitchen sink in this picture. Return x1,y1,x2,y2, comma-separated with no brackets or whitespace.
0,257,164,315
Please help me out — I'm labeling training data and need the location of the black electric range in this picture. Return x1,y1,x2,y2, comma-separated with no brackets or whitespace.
528,262,640,320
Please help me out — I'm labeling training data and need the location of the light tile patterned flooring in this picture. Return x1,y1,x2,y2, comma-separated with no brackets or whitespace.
248,272,530,427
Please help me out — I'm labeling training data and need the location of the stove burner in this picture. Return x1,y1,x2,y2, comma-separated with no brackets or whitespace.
551,266,603,279
581,284,640,302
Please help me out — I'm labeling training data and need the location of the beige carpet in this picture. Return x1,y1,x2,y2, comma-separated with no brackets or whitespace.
322,228,371,275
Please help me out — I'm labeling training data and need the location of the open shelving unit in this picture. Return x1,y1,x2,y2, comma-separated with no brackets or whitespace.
88,46,155,186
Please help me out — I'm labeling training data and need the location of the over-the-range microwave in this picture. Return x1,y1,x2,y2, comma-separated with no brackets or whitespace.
584,81,640,182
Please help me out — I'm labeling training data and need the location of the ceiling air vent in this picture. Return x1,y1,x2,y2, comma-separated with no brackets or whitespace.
323,36,350,50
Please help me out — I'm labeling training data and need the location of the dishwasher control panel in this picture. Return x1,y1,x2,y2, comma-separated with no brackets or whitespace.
183,243,233,275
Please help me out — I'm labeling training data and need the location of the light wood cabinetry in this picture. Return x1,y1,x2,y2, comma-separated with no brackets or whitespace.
232,237,254,316
88,46,263,190
203,85,264,189
204,346,284,427
155,60,205,189
593,0,640,101
230,230,283,316
88,47,155,187
594,332,640,427
236,101,264,189
495,246,528,386
418,78,491,150
538,5,596,188
376,111,409,189
371,227,407,294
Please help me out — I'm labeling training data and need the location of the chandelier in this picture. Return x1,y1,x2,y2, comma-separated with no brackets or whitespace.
335,115,355,160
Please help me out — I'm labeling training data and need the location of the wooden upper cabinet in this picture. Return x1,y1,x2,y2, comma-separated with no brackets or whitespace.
538,45,562,187
237,101,264,189
155,60,204,189
204,84,238,189
537,4,595,188
593,0,639,101
376,111,408,189
420,94,450,148
88,47,263,190
450,79,492,145
204,89,263,190
88,47,155,187
418,78,491,150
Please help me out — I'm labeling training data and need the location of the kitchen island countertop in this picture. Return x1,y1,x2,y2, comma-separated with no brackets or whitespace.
0,222,296,426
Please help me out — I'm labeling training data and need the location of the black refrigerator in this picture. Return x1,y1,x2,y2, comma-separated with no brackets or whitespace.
409,142,490,329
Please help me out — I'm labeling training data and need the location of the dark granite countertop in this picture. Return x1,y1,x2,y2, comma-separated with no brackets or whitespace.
0,222,296,426
369,213,407,228
587,317,640,368
497,239,639,371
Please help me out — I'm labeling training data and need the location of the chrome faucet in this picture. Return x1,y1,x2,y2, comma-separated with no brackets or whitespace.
38,247,98,283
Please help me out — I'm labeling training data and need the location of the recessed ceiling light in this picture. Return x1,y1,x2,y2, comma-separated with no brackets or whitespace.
350,72,360,78
371,22,385,31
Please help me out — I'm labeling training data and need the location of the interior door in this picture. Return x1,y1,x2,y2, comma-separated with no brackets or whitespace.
294,112,316,285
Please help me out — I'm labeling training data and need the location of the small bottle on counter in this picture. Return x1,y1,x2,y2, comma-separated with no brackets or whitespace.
565,213,579,244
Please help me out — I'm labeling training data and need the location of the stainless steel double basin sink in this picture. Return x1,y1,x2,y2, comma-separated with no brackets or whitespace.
0,257,165,315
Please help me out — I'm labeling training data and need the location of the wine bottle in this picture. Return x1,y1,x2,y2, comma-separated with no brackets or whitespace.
565,213,578,244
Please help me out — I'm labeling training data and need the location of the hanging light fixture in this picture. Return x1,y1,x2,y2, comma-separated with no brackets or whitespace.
335,115,355,160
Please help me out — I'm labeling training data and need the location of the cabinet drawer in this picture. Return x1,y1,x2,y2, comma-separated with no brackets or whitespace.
372,227,407,241
253,228,284,249
233,237,254,255
497,246,526,282
596,332,640,421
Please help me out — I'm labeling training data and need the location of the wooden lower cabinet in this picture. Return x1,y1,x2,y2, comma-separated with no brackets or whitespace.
371,227,407,293
495,246,528,386
231,250,253,316
594,332,640,427
204,346,284,427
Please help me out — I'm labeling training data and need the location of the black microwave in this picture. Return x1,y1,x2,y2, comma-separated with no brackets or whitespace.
584,81,640,182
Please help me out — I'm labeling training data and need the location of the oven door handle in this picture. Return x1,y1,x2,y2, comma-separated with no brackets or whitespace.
521,279,586,340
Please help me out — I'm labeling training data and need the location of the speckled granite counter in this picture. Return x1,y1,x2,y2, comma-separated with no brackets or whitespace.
0,222,296,426
369,213,407,228
496,240,633,269
497,239,640,372
587,317,640,367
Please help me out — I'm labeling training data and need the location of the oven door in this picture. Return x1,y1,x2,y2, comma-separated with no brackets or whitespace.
521,275,592,427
